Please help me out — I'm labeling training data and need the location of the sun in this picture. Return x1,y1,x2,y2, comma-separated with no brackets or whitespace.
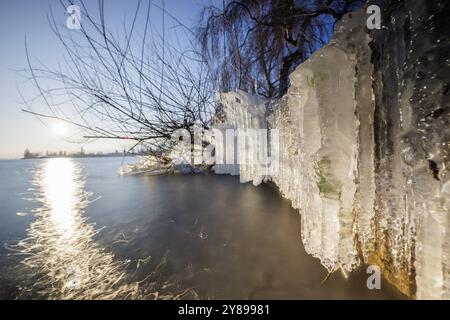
52,122,68,136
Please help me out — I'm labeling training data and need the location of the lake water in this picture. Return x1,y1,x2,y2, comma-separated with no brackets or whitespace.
0,157,405,299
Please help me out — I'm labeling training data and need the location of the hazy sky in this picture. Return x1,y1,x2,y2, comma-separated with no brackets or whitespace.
0,0,211,159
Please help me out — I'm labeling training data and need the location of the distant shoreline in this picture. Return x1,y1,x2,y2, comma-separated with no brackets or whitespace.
21,154,141,160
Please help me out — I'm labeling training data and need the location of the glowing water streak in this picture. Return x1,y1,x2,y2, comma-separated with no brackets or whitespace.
17,158,137,299
13,158,199,299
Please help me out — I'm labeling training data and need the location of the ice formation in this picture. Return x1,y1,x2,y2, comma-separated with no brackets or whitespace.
214,92,272,185
214,0,449,299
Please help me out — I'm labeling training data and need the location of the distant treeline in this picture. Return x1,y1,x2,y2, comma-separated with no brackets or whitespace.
23,148,143,159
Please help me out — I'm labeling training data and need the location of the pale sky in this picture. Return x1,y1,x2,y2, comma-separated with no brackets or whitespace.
0,0,210,159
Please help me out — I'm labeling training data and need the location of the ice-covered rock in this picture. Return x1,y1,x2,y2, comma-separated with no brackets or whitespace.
119,156,173,175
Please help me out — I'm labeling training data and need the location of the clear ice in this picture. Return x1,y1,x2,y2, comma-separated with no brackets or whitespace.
214,1,449,299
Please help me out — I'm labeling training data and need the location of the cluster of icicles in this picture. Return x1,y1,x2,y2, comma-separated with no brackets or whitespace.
213,5,449,299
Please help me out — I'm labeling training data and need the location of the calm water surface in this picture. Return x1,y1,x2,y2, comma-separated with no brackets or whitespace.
0,158,405,299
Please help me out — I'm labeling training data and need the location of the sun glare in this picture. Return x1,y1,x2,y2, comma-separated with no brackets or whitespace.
52,122,68,136
43,158,77,237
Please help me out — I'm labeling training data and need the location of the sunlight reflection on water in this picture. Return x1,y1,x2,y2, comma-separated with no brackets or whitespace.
16,158,138,299
13,158,197,300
